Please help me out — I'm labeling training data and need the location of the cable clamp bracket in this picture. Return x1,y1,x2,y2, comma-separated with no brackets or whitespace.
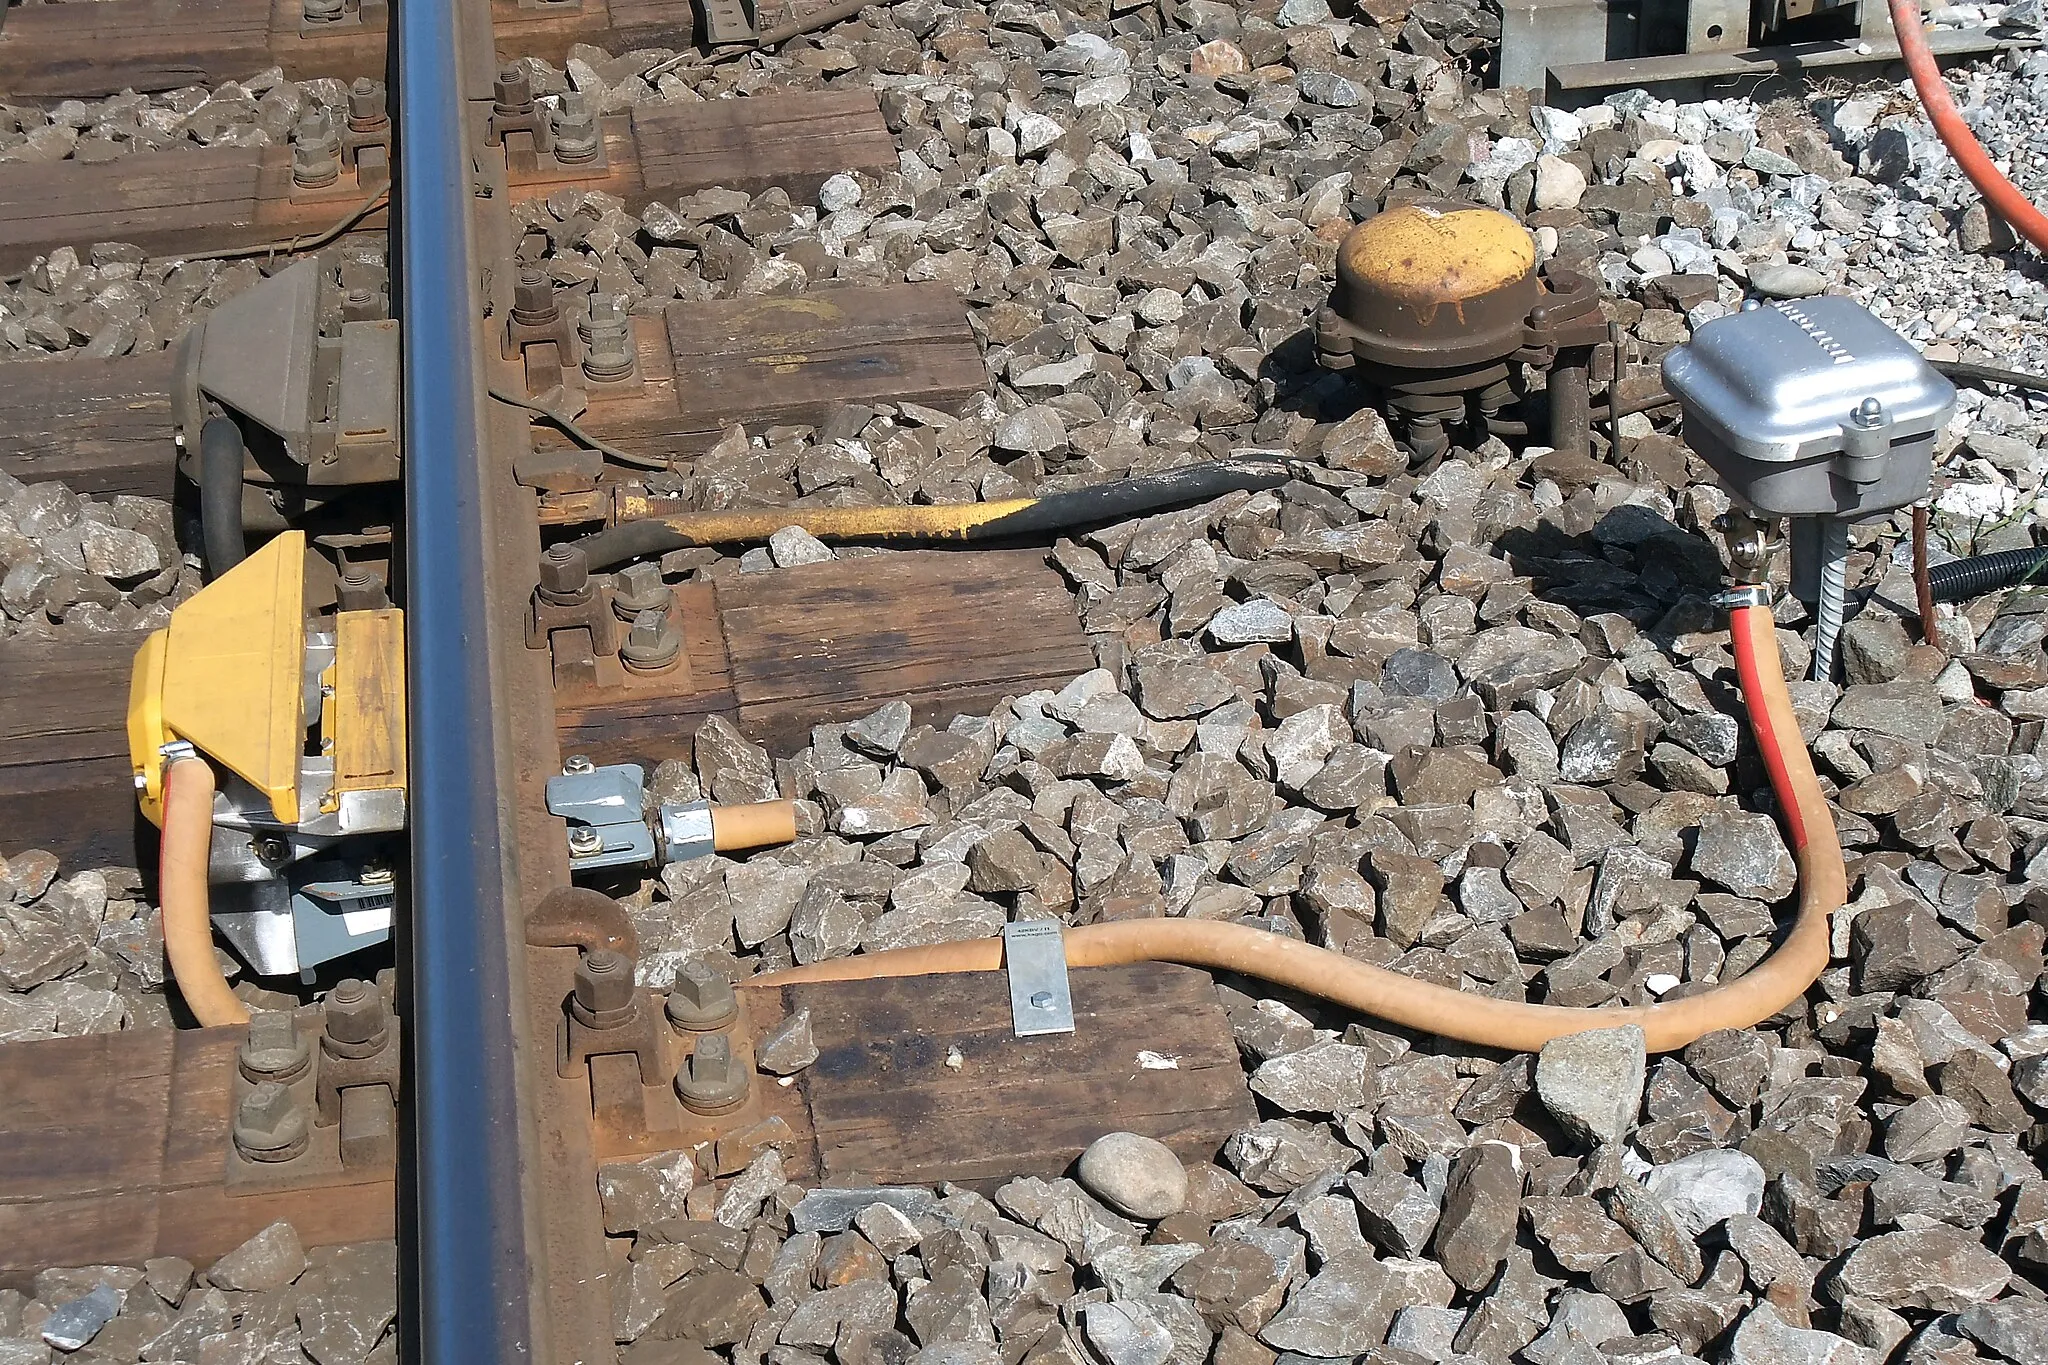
1003,921,1075,1039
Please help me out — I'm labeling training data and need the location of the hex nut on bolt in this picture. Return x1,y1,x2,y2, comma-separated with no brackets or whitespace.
239,1011,312,1085
571,948,639,1031
235,1081,311,1163
552,90,601,164
322,978,390,1057
677,1033,750,1115
538,543,591,599
667,960,739,1032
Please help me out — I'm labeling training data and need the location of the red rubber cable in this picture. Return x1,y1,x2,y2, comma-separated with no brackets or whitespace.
1730,604,1809,849
1889,0,2048,253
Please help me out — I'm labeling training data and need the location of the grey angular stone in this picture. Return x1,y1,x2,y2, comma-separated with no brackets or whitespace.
1084,1300,1175,1365
1257,1253,1403,1356
599,1150,698,1234
756,1007,818,1075
780,1281,898,1350
651,1267,766,1346
1829,1226,2011,1311
1093,1243,1205,1299
1688,812,1797,902
993,406,1066,456
904,1266,994,1347
1725,1303,1876,1365
1434,1142,1523,1292
1222,1120,1354,1194
1248,1040,1375,1115
206,1221,306,1292
1206,599,1294,646
1958,1298,2048,1364
1830,682,1943,741
1882,1094,1972,1163
847,700,913,758
296,1243,398,1365
1605,1176,1704,1284
1536,1025,1646,1147
790,1187,940,1235
40,1284,121,1352
1347,1171,1440,1259
1522,1195,1635,1272
1642,1149,1766,1237
1170,1240,1287,1335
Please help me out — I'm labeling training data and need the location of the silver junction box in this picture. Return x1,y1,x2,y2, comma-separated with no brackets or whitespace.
1661,297,1954,520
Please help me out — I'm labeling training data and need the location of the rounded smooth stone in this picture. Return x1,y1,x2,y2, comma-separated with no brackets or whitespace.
1749,262,1827,299
1077,1132,1188,1221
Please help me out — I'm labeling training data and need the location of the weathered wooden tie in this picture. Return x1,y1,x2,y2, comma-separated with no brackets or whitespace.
0,92,896,276
0,0,697,100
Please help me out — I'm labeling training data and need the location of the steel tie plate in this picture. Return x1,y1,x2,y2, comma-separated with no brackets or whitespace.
1003,921,1075,1038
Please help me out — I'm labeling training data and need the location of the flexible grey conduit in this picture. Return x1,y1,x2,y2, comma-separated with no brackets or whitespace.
198,415,247,578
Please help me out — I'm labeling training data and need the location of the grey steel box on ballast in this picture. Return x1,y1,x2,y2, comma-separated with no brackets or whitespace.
1660,296,1955,521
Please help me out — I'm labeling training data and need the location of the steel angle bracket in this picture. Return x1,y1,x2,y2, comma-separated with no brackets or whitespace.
1003,921,1075,1038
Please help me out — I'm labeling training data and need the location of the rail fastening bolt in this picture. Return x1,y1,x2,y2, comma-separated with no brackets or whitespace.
677,1032,750,1115
620,608,682,674
571,948,639,1030
562,754,596,775
348,77,388,132
612,562,672,620
493,64,533,117
666,959,738,1033
512,266,558,326
567,826,604,858
235,1081,311,1163
323,977,390,1053
291,108,342,190
239,1010,312,1085
537,542,590,598
552,90,600,164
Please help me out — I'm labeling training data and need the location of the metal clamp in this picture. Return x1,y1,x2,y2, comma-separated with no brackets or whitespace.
1712,584,1772,611
1003,921,1075,1038
544,761,654,872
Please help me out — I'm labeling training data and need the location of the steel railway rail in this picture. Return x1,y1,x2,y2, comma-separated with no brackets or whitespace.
393,0,537,1359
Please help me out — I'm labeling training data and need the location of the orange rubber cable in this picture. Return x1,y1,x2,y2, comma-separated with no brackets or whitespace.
756,605,1844,1054
159,756,250,1027
1890,0,2048,254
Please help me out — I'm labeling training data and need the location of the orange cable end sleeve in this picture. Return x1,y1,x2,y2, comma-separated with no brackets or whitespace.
159,757,250,1028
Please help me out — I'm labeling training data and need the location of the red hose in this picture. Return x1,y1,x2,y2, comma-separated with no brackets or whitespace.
1890,0,2048,254
1730,604,1809,849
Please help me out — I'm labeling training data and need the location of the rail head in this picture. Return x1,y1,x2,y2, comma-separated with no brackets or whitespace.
393,0,536,1360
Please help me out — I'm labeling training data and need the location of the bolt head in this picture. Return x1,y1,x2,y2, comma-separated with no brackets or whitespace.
567,827,604,856
678,1032,750,1114
235,1081,308,1152
563,754,596,775
238,1011,309,1081
666,960,738,1031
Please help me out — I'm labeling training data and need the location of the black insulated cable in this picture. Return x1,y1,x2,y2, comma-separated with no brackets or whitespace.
198,415,248,578
1926,545,2048,603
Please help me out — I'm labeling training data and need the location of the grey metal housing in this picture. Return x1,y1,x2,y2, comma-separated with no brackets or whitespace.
1661,297,1954,520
